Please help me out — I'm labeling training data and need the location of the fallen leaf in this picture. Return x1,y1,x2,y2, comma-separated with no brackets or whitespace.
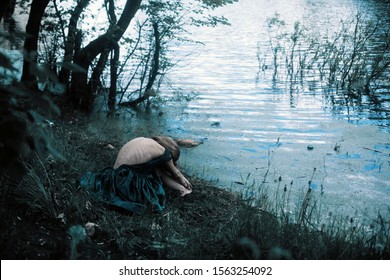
85,222,98,237
57,213,66,224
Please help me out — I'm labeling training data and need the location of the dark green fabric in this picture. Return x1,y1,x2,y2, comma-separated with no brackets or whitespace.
80,149,172,214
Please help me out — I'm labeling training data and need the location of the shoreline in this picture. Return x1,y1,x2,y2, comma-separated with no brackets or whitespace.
0,112,389,259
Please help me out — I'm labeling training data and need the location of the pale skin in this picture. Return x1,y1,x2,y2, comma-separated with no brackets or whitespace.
114,137,192,196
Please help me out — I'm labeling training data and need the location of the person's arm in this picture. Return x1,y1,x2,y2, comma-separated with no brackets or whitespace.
160,159,192,190
158,171,192,196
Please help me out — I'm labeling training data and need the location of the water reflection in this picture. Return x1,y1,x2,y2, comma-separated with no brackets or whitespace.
154,0,390,220
2,0,389,221
169,0,390,129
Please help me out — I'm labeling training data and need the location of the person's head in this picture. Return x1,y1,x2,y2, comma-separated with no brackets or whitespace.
152,136,180,163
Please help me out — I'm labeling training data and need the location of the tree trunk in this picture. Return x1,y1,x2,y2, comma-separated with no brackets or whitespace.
21,0,50,85
58,0,90,86
68,0,142,111
107,0,119,111
145,23,160,95
88,50,110,94
119,22,160,107
0,0,14,22
108,43,120,111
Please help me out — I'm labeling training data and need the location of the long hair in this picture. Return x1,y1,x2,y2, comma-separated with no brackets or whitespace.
152,136,180,163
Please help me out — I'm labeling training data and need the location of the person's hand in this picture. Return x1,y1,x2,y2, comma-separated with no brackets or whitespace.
165,160,193,190
177,174,192,190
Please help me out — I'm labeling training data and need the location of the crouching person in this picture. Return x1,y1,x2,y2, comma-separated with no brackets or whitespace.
80,136,192,214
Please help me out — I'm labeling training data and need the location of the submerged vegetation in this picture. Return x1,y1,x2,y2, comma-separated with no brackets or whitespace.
258,12,390,99
1,1,390,260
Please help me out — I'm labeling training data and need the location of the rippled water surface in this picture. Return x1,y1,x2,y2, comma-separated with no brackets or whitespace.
115,0,390,220
5,0,389,220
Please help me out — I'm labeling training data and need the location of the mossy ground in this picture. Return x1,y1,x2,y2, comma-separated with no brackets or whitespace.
0,112,389,260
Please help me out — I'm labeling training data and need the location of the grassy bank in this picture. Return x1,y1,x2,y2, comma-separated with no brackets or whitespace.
0,113,389,260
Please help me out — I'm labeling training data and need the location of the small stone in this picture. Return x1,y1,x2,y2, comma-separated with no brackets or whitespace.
307,145,314,150
105,144,115,150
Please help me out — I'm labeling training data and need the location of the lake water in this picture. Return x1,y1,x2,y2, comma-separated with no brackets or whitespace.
112,0,390,222
2,0,389,223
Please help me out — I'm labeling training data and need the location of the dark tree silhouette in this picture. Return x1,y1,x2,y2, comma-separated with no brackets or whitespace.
58,0,91,87
68,0,142,111
21,0,50,86
0,0,15,22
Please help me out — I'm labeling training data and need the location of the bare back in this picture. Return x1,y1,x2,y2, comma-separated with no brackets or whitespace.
114,137,165,169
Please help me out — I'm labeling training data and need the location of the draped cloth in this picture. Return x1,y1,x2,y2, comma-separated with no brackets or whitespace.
79,149,172,214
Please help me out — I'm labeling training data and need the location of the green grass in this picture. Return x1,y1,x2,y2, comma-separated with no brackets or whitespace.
1,114,389,260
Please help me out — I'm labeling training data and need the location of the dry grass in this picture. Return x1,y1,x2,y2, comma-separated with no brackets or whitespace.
1,113,389,260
